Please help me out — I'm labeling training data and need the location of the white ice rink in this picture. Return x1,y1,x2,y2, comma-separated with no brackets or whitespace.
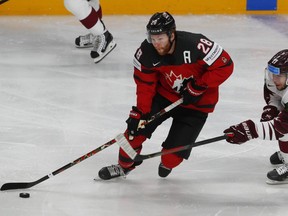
1,14,288,216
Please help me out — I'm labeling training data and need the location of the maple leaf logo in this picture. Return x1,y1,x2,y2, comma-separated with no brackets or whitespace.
165,70,192,93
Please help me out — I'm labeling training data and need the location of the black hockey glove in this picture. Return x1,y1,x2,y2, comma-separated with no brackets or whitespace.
181,78,207,105
126,106,148,137
260,105,279,122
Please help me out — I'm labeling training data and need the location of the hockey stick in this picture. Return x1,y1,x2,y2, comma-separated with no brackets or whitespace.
144,98,183,124
0,138,116,191
1,98,182,191
117,98,184,159
133,135,227,161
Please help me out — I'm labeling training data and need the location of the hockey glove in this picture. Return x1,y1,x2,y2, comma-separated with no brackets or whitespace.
223,120,259,144
260,105,279,122
181,78,207,105
126,106,147,137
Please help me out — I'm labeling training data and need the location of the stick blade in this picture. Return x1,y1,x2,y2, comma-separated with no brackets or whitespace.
1,182,33,191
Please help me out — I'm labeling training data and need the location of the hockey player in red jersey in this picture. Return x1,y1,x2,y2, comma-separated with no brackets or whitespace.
64,0,116,63
224,49,288,184
98,12,234,180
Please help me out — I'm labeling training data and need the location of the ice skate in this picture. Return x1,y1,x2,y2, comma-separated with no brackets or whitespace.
158,162,172,178
270,151,285,165
75,33,96,48
266,163,288,185
98,164,130,180
90,30,116,63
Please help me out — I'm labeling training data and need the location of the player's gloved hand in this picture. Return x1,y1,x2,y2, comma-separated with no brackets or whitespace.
181,78,207,105
126,106,147,137
260,105,279,122
223,120,259,144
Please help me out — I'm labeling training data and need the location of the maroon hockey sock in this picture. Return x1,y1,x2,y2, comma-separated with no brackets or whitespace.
279,140,288,153
80,7,99,29
97,6,102,20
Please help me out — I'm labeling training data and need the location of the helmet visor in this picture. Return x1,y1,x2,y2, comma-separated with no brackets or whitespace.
267,64,281,75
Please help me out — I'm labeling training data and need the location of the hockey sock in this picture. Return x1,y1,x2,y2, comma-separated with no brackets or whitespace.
80,7,100,29
279,141,288,161
88,1,103,19
279,140,288,153
161,149,183,169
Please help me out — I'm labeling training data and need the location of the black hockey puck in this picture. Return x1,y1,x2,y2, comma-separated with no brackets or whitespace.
19,193,30,198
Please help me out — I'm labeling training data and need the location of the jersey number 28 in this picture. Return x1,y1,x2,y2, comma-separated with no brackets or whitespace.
197,38,213,54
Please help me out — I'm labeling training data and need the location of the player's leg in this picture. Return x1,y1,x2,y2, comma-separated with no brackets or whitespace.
64,0,101,47
267,140,288,184
159,108,208,177
98,94,172,180
98,131,146,180
64,0,116,62
270,140,288,165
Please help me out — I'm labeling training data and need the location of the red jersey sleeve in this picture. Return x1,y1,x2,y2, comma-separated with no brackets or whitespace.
133,47,159,114
198,47,233,88
133,68,158,114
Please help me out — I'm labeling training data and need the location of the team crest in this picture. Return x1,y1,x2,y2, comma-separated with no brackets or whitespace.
165,70,192,93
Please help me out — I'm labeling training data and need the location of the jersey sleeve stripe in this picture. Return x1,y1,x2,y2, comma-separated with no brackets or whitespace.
134,74,155,86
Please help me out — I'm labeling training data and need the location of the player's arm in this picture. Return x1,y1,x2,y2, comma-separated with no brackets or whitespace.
133,47,158,114
223,105,288,144
181,36,233,105
125,47,158,137
195,36,234,88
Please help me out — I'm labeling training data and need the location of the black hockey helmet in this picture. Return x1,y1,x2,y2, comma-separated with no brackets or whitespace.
146,12,176,42
267,49,288,75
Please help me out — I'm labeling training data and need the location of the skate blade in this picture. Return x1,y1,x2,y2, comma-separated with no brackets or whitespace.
266,179,288,185
94,175,127,181
93,40,117,63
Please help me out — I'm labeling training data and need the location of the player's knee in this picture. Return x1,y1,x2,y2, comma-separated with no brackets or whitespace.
64,0,89,15
64,0,76,12
161,150,183,169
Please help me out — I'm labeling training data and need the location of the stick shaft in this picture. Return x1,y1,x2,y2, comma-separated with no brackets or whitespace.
145,98,183,125
1,99,183,191
134,135,226,161
0,139,116,191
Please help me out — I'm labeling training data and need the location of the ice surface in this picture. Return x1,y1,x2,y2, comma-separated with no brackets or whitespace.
0,14,288,216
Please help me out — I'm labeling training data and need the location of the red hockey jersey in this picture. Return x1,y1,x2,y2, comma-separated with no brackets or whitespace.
132,31,234,114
